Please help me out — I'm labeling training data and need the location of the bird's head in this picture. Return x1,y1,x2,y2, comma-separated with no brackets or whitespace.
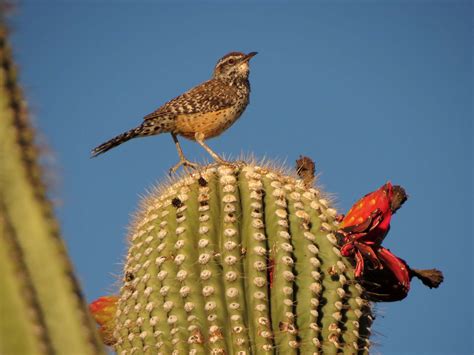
213,51,257,81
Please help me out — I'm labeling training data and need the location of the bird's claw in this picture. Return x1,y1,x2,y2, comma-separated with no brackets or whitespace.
210,158,242,170
169,159,199,176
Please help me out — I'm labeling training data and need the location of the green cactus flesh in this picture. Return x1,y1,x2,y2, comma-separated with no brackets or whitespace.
114,163,373,354
0,23,104,354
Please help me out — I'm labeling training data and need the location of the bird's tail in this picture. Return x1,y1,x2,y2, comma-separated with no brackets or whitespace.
91,126,144,157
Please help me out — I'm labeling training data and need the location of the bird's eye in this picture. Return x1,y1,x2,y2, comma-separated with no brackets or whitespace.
228,58,236,65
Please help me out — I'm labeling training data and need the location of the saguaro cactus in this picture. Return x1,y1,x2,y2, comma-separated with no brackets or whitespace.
111,163,373,354
0,22,104,354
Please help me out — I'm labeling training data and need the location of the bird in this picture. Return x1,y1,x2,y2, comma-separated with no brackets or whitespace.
91,51,257,173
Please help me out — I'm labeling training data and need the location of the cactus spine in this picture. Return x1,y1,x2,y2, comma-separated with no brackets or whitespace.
114,164,373,354
0,22,104,354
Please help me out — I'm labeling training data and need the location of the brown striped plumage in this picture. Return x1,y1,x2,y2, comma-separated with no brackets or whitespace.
91,51,257,172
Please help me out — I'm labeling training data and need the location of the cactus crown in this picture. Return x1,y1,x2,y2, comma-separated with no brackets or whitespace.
113,162,372,354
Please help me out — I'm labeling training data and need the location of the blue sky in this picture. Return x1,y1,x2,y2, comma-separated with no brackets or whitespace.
10,1,472,354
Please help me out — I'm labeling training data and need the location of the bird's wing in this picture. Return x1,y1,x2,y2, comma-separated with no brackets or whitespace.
143,80,238,121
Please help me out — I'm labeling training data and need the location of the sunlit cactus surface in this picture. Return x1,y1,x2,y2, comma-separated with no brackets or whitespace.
108,162,373,355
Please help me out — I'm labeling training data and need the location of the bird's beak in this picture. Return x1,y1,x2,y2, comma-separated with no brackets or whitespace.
242,52,258,62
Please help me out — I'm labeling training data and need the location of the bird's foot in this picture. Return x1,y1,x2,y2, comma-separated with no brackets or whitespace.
169,159,199,175
210,158,243,170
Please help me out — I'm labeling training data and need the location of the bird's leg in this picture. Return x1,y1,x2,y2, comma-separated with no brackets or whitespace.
194,132,229,164
169,133,199,175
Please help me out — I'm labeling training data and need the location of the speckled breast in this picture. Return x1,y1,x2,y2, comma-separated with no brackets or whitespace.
175,101,247,140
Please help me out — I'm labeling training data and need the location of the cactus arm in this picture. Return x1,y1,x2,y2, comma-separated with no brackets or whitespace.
0,23,103,355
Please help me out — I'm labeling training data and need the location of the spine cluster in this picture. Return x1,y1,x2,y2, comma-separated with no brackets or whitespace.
114,163,372,354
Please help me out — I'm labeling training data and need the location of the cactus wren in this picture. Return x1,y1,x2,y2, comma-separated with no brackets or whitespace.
91,51,257,173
